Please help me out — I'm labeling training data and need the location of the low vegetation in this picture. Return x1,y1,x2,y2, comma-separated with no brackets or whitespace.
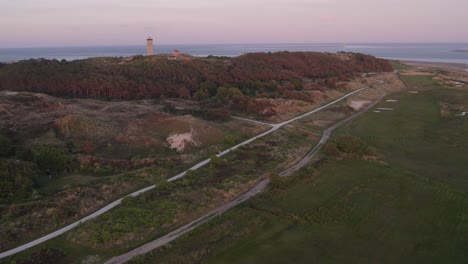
2,119,320,263
0,91,268,252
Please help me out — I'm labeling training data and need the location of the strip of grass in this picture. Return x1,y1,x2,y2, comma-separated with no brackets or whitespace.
337,87,468,190
128,158,468,264
402,75,440,89
390,61,412,71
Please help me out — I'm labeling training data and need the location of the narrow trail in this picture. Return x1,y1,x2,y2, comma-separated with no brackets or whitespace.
280,94,386,176
105,91,388,264
0,80,385,260
105,179,270,264
232,116,274,126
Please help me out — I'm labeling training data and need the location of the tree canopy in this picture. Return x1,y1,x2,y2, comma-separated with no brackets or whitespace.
0,52,392,100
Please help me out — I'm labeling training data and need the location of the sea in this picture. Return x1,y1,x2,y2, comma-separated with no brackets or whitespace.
1,43,468,67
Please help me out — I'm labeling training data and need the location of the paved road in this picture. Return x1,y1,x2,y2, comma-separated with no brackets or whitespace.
104,88,387,264
0,80,384,259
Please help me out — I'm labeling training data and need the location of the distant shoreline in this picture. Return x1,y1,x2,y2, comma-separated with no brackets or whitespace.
451,49,468,53
1,43,468,64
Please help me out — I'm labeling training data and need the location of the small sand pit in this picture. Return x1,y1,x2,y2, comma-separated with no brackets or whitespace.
386,100,398,102
377,108,394,111
373,111,381,113
349,100,371,111
409,91,419,94
458,112,467,116
167,128,199,152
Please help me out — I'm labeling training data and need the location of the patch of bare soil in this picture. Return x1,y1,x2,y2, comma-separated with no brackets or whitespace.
167,128,199,152
348,100,372,111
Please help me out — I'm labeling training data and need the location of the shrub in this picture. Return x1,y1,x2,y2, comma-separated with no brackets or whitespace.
121,196,135,206
216,87,243,101
93,165,115,176
0,159,39,202
199,81,218,96
155,180,175,193
34,145,75,175
323,142,340,157
269,173,285,189
206,108,231,121
335,135,369,155
0,134,14,157
210,155,227,168
224,135,239,146
80,142,96,154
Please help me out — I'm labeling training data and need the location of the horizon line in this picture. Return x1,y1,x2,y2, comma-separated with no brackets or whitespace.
1,41,468,49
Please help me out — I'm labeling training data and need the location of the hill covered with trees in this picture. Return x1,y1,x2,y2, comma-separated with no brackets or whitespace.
0,52,392,100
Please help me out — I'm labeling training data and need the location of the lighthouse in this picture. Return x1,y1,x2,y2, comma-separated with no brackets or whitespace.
146,37,154,56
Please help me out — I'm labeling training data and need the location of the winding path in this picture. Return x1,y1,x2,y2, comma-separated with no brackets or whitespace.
0,80,384,259
280,94,385,176
105,88,388,264
232,116,274,126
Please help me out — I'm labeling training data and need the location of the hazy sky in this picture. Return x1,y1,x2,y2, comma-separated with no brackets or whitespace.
1,0,468,48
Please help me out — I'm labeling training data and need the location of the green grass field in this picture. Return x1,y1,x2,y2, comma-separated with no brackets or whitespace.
126,76,468,264
390,61,412,71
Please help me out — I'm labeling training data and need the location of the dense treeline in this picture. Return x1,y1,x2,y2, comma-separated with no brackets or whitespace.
0,52,392,100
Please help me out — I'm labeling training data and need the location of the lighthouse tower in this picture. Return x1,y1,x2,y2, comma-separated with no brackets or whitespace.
146,37,154,56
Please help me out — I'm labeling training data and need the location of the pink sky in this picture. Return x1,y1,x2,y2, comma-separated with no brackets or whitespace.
1,0,467,48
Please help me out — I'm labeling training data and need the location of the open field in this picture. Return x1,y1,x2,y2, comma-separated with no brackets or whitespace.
118,71,468,264
337,76,468,189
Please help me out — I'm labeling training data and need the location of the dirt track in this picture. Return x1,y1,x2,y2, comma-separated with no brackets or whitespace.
104,85,387,264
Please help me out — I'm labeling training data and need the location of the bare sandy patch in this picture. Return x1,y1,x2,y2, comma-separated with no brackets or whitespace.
167,128,199,152
349,100,371,111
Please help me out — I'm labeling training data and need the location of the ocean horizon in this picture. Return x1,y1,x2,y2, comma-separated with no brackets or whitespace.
1,43,468,66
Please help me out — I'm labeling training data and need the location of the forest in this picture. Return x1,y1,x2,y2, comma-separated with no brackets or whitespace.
0,52,392,100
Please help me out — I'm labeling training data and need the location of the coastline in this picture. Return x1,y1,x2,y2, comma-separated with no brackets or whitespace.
2,43,468,64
